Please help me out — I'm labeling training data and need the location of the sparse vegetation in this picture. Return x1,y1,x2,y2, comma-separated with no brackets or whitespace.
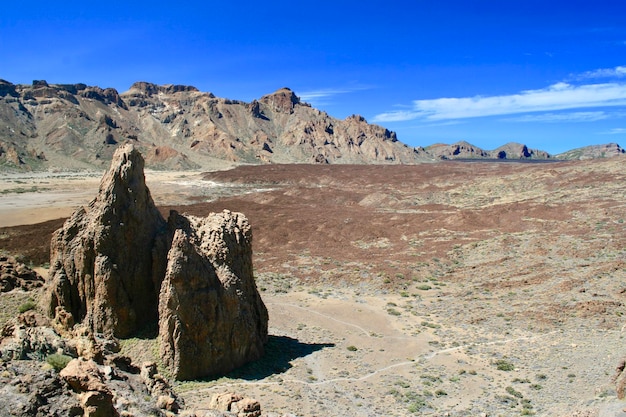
495,359,515,371
505,386,523,398
18,299,37,313
46,353,73,372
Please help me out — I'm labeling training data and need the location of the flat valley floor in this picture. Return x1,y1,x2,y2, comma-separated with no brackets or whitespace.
2,158,626,416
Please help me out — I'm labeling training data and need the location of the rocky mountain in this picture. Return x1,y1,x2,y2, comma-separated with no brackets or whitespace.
555,142,625,160
421,141,552,160
1,79,622,169
0,79,425,170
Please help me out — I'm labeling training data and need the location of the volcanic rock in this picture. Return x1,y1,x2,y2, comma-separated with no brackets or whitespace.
158,211,268,380
0,255,44,292
208,392,262,417
41,143,269,379
42,143,169,338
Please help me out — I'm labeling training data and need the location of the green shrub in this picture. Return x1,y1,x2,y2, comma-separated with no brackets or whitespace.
505,386,523,398
387,308,401,316
18,300,37,313
494,359,515,371
346,345,358,352
46,354,73,372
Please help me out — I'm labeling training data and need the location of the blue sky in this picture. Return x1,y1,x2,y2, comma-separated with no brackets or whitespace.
2,1,626,154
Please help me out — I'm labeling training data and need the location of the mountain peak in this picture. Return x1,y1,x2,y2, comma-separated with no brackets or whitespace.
259,87,303,113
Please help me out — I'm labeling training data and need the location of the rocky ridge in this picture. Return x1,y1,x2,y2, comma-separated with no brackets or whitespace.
421,141,552,160
555,142,625,160
0,79,423,170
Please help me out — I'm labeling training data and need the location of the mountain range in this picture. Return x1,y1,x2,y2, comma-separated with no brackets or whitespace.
0,79,623,171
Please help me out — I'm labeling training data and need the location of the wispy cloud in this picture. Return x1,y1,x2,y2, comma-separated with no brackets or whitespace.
576,65,626,79
298,88,349,103
600,127,626,135
298,86,370,106
504,111,609,123
373,82,626,122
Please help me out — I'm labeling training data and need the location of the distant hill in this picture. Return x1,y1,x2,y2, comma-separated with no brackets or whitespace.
420,141,551,160
0,79,623,170
555,143,625,160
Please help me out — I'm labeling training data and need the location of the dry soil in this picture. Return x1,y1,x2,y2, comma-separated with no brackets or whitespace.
1,159,626,416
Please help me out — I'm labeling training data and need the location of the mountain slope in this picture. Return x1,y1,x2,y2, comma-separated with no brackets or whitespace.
556,143,625,160
0,80,426,170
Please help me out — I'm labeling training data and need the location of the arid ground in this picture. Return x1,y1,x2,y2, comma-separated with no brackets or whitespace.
2,158,626,416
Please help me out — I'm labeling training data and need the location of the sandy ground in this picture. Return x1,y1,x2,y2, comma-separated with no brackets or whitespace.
3,159,626,416
0,170,209,227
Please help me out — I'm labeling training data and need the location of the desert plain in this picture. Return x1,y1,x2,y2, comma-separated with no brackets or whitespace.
1,157,626,416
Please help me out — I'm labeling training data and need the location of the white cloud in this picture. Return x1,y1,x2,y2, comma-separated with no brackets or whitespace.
600,127,626,135
577,66,626,79
504,111,609,123
298,85,370,106
298,88,350,102
373,82,626,122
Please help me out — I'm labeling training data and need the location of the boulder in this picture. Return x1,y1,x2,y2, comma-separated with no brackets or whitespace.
158,211,268,380
43,143,168,338
0,255,44,292
209,392,261,417
60,358,120,417
613,357,626,399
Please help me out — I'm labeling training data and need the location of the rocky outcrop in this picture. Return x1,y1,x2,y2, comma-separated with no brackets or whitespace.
60,358,120,417
0,347,185,417
613,358,626,399
208,392,262,417
425,141,491,159
43,143,168,338
259,87,304,114
0,255,44,292
492,142,551,159
159,211,268,380
42,143,268,379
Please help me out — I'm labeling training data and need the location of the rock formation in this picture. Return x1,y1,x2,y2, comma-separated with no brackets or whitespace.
60,358,120,417
208,392,262,417
159,211,268,380
0,255,44,292
43,143,168,338
41,143,268,379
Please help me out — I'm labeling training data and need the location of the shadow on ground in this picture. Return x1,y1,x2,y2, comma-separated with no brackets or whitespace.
226,335,335,380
